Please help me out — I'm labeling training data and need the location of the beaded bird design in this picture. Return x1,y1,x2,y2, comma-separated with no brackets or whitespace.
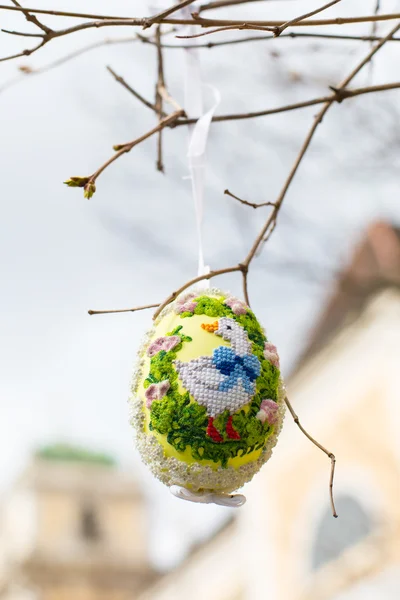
173,317,261,442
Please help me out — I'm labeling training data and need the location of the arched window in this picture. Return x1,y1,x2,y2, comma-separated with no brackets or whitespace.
312,495,372,570
80,503,101,542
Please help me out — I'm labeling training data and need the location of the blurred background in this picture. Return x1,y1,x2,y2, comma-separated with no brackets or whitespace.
0,0,399,598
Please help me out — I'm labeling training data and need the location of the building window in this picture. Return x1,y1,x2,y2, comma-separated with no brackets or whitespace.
312,495,372,570
80,503,101,542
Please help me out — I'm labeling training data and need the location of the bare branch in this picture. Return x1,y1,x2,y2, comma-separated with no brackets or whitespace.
153,266,241,319
284,396,337,518
65,109,185,198
224,189,276,209
1,28,43,37
10,0,52,34
139,31,400,49
0,5,128,20
176,22,275,39
0,4,400,29
155,26,166,173
143,0,197,29
175,81,400,125
106,66,159,113
274,0,342,37
0,38,45,63
158,85,184,112
88,303,159,315
238,263,250,306
188,11,400,30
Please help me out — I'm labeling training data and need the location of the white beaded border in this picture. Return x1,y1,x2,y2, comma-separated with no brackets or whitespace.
128,287,286,493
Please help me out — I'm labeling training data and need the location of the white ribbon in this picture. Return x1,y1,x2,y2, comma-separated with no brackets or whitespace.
181,4,220,282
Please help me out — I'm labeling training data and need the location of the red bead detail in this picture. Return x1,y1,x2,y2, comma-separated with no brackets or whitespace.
226,415,241,440
207,417,223,443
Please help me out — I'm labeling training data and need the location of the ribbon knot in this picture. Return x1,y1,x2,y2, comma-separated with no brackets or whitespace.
213,347,261,394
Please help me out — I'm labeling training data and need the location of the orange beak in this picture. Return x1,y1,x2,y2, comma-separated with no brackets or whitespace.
201,321,219,333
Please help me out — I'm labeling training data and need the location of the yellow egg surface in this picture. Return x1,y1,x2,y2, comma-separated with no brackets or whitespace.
130,288,285,493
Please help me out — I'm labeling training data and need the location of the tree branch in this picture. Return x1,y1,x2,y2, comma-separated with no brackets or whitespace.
176,22,275,39
188,11,400,29
284,396,337,518
65,110,185,198
153,266,241,319
175,81,400,125
106,65,159,113
1,28,43,37
241,20,400,267
0,3,399,28
143,0,197,29
155,26,166,172
10,0,52,34
224,189,276,209
88,303,159,315
138,31,400,49
273,0,342,37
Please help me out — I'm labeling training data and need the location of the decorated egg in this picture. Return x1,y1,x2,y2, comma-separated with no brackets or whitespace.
129,288,285,498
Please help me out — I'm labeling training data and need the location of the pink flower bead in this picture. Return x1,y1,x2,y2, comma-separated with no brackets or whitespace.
224,297,248,315
175,292,198,314
256,399,279,425
145,380,170,408
147,335,180,357
263,341,280,369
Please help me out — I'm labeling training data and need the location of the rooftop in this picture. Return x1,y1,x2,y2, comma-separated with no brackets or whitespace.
293,221,400,373
35,443,116,467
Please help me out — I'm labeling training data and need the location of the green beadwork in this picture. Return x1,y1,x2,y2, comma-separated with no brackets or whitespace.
146,296,280,468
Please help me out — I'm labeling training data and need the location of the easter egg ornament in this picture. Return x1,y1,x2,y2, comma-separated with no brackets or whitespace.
129,289,286,506
129,24,286,507
128,13,337,512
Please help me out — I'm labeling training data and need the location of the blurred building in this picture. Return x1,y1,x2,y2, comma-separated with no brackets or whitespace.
139,222,400,600
1,222,399,600
0,446,156,600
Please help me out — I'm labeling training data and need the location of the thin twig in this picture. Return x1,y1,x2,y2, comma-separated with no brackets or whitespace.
89,109,185,187
284,396,337,518
0,38,45,63
274,0,342,37
0,5,129,19
153,266,241,319
10,0,52,34
2,8,400,63
175,81,400,125
1,28,43,37
107,66,159,113
158,85,184,112
224,189,276,209
187,12,400,29
88,303,159,315
143,0,197,29
1,4,400,27
239,263,250,306
177,22,275,39
155,26,165,172
368,0,382,79
136,31,400,49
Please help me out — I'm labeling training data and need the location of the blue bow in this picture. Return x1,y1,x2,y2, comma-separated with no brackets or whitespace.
213,347,261,394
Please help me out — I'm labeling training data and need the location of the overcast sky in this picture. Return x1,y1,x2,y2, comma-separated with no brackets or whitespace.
1,0,400,569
